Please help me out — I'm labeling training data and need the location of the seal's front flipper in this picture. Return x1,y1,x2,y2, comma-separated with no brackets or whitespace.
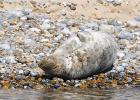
102,64,114,73
95,64,114,74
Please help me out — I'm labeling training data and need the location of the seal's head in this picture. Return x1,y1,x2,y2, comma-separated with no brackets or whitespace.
38,56,66,79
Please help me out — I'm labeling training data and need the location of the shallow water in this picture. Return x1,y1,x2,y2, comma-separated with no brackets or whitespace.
0,87,140,100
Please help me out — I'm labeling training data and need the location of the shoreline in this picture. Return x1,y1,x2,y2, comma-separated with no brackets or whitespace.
0,0,140,89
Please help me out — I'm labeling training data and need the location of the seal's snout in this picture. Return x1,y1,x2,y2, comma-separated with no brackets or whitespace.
39,56,65,78
38,57,56,73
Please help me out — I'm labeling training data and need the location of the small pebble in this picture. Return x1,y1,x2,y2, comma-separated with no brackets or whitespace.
24,70,30,76
30,71,38,77
115,66,125,72
127,77,132,83
53,83,60,89
15,75,23,81
118,31,132,40
0,44,11,50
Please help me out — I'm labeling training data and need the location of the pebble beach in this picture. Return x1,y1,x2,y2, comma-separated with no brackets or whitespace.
0,0,140,90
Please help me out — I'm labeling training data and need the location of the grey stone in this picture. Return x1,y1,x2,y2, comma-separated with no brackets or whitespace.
24,38,35,45
20,16,27,21
0,43,11,50
110,69,117,73
127,77,132,83
107,0,122,5
107,0,115,2
119,72,126,77
135,16,140,21
0,68,6,74
62,27,72,37
114,26,122,34
7,10,24,18
108,19,123,26
4,56,16,64
118,39,130,47
116,66,125,72
53,83,60,89
22,9,32,15
41,19,51,30
124,52,134,59
135,49,140,57
99,24,115,34
127,69,136,74
18,69,24,75
60,11,66,16
86,22,99,31
0,58,6,63
29,28,41,33
67,3,76,10
117,51,125,59
35,53,45,60
118,31,132,40
4,0,17,3
127,19,140,27
121,63,129,67
15,75,23,80
24,70,30,76
74,83,81,87
133,31,140,37
30,71,38,77
79,25,87,31
23,86,28,89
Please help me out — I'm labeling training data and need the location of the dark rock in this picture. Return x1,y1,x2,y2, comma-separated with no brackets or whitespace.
53,83,60,89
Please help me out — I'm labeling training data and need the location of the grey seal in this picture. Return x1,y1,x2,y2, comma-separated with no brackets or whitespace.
39,31,117,79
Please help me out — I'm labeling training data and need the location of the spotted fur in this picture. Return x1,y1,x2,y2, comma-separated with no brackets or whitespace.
39,31,117,79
